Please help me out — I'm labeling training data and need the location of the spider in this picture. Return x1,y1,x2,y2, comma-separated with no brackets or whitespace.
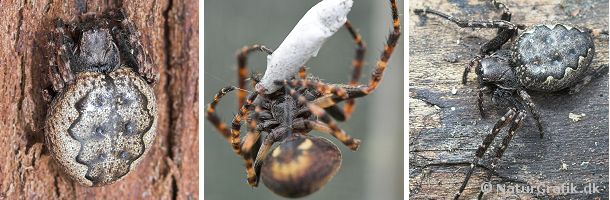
414,1,607,199
206,0,400,198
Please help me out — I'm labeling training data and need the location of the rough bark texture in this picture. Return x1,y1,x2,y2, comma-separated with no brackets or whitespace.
0,0,198,199
410,0,608,199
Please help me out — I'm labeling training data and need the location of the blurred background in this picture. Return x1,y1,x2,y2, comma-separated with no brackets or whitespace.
204,0,404,199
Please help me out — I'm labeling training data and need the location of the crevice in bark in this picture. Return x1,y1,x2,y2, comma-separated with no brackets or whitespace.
163,0,175,160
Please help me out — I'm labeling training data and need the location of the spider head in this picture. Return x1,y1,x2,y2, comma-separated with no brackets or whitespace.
77,29,120,73
260,134,341,198
476,50,520,89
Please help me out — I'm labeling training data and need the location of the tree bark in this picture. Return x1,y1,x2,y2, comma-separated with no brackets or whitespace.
409,0,608,199
0,0,198,199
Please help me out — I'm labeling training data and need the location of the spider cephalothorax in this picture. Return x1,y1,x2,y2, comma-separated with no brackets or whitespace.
207,0,400,198
45,9,157,186
414,1,607,199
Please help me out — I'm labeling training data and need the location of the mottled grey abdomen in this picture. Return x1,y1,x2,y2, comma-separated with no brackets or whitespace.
513,24,595,91
45,68,157,186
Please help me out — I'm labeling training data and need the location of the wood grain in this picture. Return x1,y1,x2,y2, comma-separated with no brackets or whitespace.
409,0,608,199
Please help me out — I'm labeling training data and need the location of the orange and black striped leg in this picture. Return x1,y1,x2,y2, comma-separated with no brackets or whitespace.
206,86,237,142
321,0,401,102
363,0,401,94
517,90,543,138
477,110,526,200
241,106,263,187
280,80,350,121
230,92,259,155
454,108,517,200
236,45,273,109
343,20,366,119
281,82,361,150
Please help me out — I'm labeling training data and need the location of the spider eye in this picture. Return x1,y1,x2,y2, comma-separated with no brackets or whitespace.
260,135,342,198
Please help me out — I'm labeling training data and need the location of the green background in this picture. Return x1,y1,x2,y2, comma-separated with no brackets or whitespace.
203,0,404,199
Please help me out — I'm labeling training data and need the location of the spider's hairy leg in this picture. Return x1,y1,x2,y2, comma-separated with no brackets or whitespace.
253,126,287,170
517,90,543,138
477,110,526,200
51,19,75,93
477,86,490,118
362,0,401,95
230,92,259,155
454,108,517,200
464,56,482,84
241,105,263,187
413,8,525,30
278,81,361,150
236,44,273,109
206,86,237,142
342,20,367,119
281,80,350,121
111,9,157,83
290,0,401,115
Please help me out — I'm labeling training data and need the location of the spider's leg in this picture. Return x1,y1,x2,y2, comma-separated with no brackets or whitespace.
478,86,490,118
50,19,75,93
280,82,361,150
206,86,237,141
111,9,157,83
569,64,609,95
477,110,526,200
342,20,366,119
253,126,287,170
413,8,525,30
236,45,273,109
230,92,259,155
480,27,517,54
454,108,517,200
241,105,263,187
517,90,543,138
280,80,350,121
464,56,482,84
304,0,401,108
363,0,400,95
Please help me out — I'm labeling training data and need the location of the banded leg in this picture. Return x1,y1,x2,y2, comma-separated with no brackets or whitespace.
477,111,526,199
206,86,237,141
454,108,517,200
230,92,259,155
477,86,490,118
343,20,366,119
464,56,481,84
50,19,75,93
279,79,350,121
241,106,263,186
296,0,401,110
236,45,273,109
517,90,543,138
363,0,401,95
413,8,525,30
281,82,361,150
112,9,157,83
